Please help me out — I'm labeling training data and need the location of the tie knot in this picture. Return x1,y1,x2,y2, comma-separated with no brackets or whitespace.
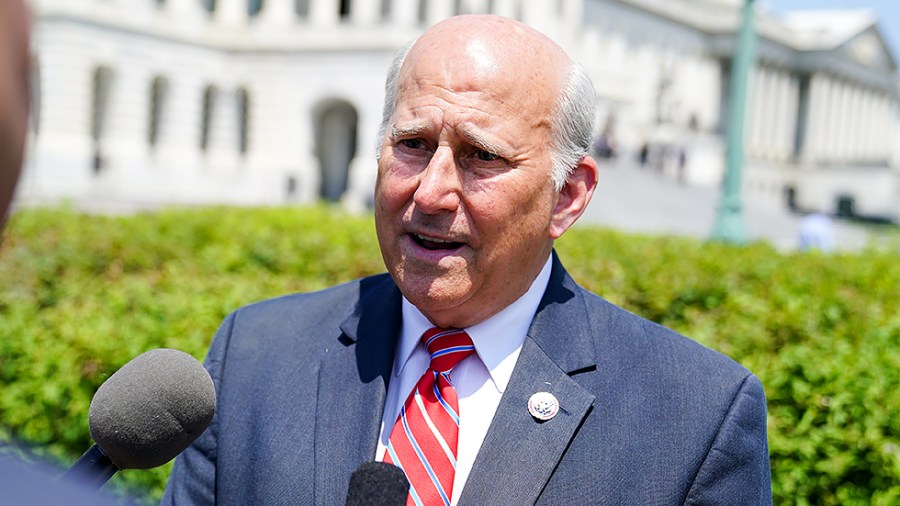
421,327,475,373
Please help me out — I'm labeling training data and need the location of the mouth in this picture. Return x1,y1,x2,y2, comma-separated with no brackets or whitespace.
410,233,466,251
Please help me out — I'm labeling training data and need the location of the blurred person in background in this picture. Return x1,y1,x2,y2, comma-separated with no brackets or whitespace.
798,212,836,252
0,0,31,225
0,2,125,503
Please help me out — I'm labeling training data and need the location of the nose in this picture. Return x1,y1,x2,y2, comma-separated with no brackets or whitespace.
413,147,461,214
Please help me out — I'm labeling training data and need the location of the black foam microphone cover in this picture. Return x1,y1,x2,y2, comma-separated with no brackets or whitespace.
346,461,410,506
87,348,216,470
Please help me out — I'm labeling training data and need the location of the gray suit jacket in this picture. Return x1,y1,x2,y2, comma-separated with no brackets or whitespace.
163,254,771,505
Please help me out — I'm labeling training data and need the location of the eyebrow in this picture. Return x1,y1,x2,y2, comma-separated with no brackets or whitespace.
390,123,425,139
390,122,509,157
460,128,506,157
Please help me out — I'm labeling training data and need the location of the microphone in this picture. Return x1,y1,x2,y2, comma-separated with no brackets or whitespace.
345,461,410,506
62,348,216,489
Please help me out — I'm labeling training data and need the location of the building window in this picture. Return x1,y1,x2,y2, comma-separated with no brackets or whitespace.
249,0,263,16
418,0,427,23
91,66,114,174
314,99,358,201
204,0,216,13
200,85,216,151
148,76,168,148
237,87,249,154
339,0,350,18
296,0,309,16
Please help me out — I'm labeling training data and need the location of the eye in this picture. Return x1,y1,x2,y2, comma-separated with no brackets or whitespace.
474,149,501,162
399,138,426,150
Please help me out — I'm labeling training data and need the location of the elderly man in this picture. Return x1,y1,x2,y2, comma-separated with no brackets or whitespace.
164,15,770,505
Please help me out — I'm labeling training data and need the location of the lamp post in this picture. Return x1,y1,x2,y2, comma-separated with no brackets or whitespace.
711,0,756,244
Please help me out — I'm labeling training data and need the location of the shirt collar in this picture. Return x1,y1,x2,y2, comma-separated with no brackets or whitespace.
396,255,553,393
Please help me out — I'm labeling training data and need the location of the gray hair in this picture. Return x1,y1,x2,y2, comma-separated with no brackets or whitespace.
377,43,597,191
376,40,415,159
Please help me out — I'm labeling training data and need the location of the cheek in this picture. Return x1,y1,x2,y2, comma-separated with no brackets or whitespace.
482,186,554,251
375,160,412,210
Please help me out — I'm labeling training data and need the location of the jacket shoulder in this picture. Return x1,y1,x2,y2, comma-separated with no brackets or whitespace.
229,273,393,331
581,288,752,381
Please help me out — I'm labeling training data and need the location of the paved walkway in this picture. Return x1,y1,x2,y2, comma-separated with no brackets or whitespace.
577,158,877,252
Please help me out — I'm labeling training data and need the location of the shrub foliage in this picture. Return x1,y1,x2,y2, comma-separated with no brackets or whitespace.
0,207,897,504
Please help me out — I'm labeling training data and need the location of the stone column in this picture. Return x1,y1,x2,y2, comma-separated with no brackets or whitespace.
110,0,154,14
804,74,823,163
835,80,851,162
27,46,95,196
783,75,799,161
769,71,783,159
860,90,876,161
214,0,249,26
777,72,792,160
762,68,778,158
460,0,488,14
165,0,205,19
259,0,297,27
520,0,556,38
747,66,765,157
351,0,381,25
492,0,517,17
310,0,340,26
156,76,203,167
820,77,835,162
849,86,863,162
93,65,155,206
876,94,892,161
833,79,847,162
390,0,419,27
207,88,241,169
425,0,454,26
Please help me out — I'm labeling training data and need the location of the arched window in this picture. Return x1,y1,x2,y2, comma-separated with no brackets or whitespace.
249,0,263,16
148,76,168,147
200,85,216,151
91,66,114,173
313,99,358,201
237,87,250,154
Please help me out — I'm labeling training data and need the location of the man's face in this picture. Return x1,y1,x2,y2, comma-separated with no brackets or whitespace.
374,32,565,329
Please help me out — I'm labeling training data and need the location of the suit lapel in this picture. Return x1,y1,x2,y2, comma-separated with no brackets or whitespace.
458,254,598,505
314,275,402,503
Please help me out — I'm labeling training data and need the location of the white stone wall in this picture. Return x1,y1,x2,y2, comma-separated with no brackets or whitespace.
17,0,900,221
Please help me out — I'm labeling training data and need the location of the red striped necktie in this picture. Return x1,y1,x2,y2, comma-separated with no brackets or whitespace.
384,327,475,506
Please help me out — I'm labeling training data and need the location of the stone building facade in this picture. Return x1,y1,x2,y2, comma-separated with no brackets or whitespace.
18,0,900,219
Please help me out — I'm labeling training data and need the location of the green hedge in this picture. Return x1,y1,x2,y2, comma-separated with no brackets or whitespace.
0,207,897,504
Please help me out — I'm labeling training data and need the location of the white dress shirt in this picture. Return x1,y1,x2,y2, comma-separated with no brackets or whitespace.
375,255,553,505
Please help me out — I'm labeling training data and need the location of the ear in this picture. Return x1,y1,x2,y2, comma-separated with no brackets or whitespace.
549,155,599,240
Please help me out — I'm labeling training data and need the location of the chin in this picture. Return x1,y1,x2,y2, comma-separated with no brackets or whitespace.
400,276,472,312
